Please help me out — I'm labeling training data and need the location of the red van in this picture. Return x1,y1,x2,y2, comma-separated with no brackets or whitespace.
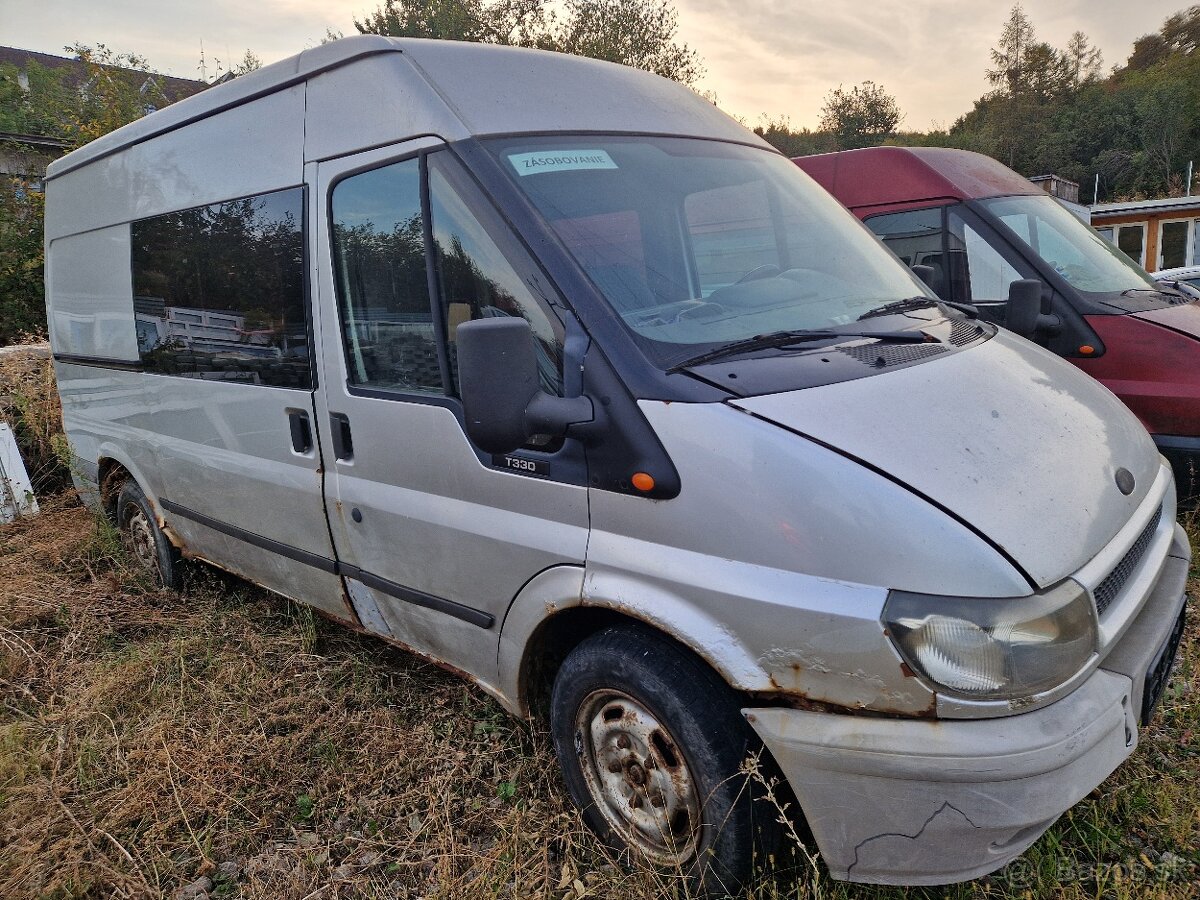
795,146,1200,498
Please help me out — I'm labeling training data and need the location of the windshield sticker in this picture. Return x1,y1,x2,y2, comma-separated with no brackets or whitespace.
509,150,618,176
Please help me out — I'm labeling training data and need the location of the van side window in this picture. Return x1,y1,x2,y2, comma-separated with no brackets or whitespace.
863,208,944,293
330,159,442,394
948,211,1024,303
130,187,311,389
427,153,564,397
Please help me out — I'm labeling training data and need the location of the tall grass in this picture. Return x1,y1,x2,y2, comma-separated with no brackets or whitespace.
0,350,1196,899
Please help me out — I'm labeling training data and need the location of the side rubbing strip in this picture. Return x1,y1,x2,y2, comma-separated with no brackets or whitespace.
157,498,494,629
339,563,495,629
158,498,338,574
53,353,145,372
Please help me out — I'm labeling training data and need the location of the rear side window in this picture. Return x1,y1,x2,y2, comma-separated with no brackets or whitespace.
131,187,311,389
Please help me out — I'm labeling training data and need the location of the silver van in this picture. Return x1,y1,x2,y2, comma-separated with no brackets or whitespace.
45,36,1189,892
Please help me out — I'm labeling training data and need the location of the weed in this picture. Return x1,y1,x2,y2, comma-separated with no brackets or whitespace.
2,497,1196,899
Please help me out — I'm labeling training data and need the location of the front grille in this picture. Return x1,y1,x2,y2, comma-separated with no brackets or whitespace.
839,342,948,368
1094,503,1163,617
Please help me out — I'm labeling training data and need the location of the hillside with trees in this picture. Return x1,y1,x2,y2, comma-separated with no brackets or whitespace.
764,4,1200,203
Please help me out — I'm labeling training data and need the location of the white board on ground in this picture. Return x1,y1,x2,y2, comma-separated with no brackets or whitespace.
0,422,39,523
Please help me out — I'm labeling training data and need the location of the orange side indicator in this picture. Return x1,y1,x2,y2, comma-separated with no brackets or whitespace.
1079,345,1096,356
631,472,655,492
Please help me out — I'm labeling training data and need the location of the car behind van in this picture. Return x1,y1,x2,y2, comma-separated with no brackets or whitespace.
46,37,1188,893
794,146,1200,500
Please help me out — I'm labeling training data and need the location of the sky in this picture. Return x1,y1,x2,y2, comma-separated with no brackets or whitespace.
0,0,1189,130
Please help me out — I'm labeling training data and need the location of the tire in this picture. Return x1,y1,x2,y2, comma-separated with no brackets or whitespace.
115,479,184,589
550,624,775,897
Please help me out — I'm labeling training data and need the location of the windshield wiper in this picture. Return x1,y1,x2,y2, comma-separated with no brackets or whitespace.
666,327,931,373
856,296,940,320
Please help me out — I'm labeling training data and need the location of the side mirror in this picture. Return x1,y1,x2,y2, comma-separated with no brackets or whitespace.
457,317,593,454
912,264,936,290
1005,279,1059,337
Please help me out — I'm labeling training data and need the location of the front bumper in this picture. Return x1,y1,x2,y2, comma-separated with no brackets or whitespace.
745,525,1190,886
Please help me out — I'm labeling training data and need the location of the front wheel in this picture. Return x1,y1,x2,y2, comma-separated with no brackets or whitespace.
550,625,772,895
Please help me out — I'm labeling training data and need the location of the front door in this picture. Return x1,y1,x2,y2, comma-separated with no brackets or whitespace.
309,140,590,692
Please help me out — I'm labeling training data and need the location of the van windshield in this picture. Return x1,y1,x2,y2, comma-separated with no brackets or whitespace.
980,194,1159,295
485,136,934,368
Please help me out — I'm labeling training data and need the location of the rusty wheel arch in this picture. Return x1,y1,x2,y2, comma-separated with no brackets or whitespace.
97,457,134,522
520,608,753,721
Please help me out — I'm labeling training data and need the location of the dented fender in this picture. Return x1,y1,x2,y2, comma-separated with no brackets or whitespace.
581,536,937,716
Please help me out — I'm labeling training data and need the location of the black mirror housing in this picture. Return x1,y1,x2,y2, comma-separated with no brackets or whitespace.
457,317,593,454
1005,279,1059,337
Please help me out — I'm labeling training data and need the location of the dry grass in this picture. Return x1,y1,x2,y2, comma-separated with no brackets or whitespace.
0,496,673,899
0,342,68,495
0,350,1197,899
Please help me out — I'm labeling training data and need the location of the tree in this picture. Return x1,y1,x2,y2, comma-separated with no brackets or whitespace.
1127,33,1170,70
818,81,902,150
544,0,702,84
354,0,547,44
1065,31,1103,87
63,43,168,147
1161,4,1200,55
354,0,702,83
0,184,45,344
0,44,185,340
986,3,1037,94
752,115,835,157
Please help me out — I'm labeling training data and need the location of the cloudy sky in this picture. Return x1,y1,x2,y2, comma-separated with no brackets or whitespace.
0,0,1188,129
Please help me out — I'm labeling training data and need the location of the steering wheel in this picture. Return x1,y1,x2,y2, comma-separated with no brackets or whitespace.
735,264,781,284
626,299,728,327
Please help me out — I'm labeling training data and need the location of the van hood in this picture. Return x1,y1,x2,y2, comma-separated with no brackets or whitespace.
731,330,1160,589
1130,301,1200,340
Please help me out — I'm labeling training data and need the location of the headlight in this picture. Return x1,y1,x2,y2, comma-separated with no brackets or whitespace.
882,580,1097,701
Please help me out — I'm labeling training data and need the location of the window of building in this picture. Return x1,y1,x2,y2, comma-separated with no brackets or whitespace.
130,187,311,389
1159,219,1193,270
1115,224,1145,267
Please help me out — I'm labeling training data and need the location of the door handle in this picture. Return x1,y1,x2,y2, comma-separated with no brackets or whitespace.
286,408,312,453
330,412,354,461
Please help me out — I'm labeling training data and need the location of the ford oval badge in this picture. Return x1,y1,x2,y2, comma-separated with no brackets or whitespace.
1115,468,1135,495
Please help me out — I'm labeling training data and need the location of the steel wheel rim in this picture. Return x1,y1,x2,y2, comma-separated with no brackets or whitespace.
124,504,158,573
574,689,702,866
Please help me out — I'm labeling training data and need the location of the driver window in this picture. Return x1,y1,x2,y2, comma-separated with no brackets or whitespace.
426,152,565,398
684,180,778,297
948,211,1024,303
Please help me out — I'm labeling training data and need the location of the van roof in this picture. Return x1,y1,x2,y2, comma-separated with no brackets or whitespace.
792,146,1041,212
47,35,765,180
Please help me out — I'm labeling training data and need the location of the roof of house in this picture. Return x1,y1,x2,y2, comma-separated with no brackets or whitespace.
0,45,207,105
1091,194,1200,218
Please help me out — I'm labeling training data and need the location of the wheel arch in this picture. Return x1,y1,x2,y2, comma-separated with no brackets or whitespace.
498,565,768,719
